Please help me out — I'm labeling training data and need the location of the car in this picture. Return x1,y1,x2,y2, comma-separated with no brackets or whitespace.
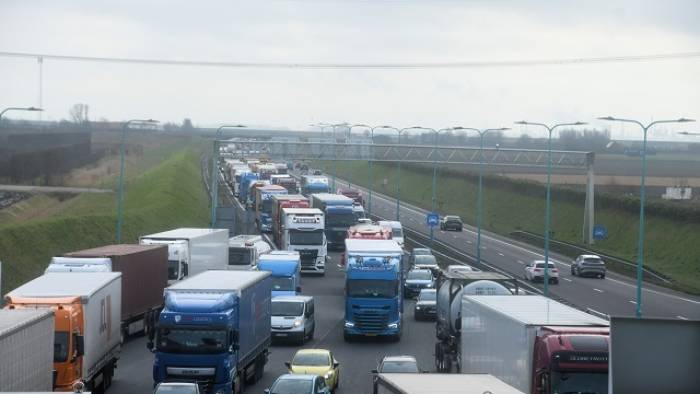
404,269,435,298
412,254,438,271
525,260,559,284
571,254,606,278
446,264,477,274
285,349,340,391
374,355,420,374
265,374,330,394
153,382,200,394
409,248,432,265
414,289,437,321
440,215,463,231
271,295,315,344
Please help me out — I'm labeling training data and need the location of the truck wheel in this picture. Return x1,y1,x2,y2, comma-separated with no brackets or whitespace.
233,373,243,394
120,326,128,345
254,354,265,382
343,331,353,342
104,362,114,389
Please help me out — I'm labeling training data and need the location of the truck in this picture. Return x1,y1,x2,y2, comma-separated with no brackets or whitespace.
347,223,393,240
0,309,55,392
257,251,302,298
300,175,330,196
373,373,524,394
238,172,259,204
343,239,404,341
310,193,356,250
279,208,327,275
228,234,272,270
337,186,364,207
5,272,122,393
271,195,310,248
48,244,168,342
247,180,270,209
434,270,520,373
140,228,229,285
257,163,277,180
459,295,610,394
271,174,298,194
150,270,272,394
255,184,288,232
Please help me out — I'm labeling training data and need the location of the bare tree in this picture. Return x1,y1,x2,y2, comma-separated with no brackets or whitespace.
69,103,90,126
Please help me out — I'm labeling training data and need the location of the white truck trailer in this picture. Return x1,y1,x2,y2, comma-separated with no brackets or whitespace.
373,373,524,394
140,228,229,284
0,309,55,392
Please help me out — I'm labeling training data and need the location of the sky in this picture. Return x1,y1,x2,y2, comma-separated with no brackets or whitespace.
1,0,699,140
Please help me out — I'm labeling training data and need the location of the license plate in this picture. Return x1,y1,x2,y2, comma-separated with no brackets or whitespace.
365,333,377,337
275,333,288,337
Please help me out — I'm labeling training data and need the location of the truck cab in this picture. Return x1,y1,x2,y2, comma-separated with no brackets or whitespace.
310,193,356,251
300,175,330,197
255,185,288,232
139,238,189,283
238,173,259,204
257,251,302,298
281,208,327,275
228,234,272,270
347,223,393,241
343,239,404,341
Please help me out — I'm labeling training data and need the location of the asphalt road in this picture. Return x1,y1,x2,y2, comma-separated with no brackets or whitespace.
110,250,434,394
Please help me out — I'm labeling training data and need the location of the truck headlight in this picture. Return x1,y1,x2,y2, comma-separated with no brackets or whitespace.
215,390,225,394
415,306,421,310
426,283,433,288
387,322,399,329
344,321,355,328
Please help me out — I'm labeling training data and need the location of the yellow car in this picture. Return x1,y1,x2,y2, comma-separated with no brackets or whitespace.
285,349,340,391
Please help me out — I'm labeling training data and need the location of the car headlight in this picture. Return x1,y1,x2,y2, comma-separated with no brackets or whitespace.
387,322,399,329
293,319,302,327
324,371,334,379
426,283,433,288
415,306,421,310
344,321,355,328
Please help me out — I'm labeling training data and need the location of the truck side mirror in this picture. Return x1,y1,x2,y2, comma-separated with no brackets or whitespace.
264,389,271,394
182,262,189,277
75,335,85,357
146,341,155,353
284,361,292,370
371,369,378,374
296,286,302,294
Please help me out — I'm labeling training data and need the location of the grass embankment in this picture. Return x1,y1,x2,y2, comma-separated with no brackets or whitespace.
0,147,209,294
326,161,700,295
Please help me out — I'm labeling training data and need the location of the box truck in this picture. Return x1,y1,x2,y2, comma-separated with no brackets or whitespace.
0,309,54,392
5,272,122,393
140,228,228,284
459,295,609,394
310,193,356,250
373,373,523,394
257,251,302,298
228,234,272,270
255,184,288,232
48,244,168,341
279,208,326,275
150,270,272,394
271,195,310,248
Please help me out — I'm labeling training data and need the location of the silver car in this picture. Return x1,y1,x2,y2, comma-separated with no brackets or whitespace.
571,254,606,278
154,382,200,394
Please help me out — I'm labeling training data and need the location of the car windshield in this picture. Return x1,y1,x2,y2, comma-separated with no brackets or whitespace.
157,328,228,354
272,301,304,316
327,212,356,227
156,384,199,394
419,291,437,301
407,271,432,280
293,352,330,366
271,277,295,291
289,229,324,245
347,279,398,298
551,371,607,394
414,255,437,265
229,247,253,266
262,199,273,213
271,379,313,394
380,360,419,373
54,331,69,362
535,262,556,269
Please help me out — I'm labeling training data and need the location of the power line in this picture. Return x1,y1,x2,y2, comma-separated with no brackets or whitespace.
0,50,699,69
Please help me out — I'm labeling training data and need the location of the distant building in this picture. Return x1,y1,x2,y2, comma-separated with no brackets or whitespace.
662,187,693,200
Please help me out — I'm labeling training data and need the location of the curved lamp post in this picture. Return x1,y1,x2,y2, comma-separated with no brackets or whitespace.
452,127,510,264
598,116,694,317
211,124,246,228
0,106,43,123
116,118,159,243
347,124,372,187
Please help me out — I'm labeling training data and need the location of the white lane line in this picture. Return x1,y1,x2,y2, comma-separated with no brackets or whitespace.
466,240,472,244
562,278,572,282
629,300,637,305
517,260,525,265
677,315,688,320
593,288,603,293
481,246,487,250
498,252,505,257
453,235,458,239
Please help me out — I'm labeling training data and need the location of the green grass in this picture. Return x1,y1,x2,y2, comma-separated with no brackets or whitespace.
0,147,209,295
327,161,700,295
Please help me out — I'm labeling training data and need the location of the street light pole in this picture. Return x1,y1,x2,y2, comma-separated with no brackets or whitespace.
514,121,586,297
452,127,510,264
309,123,332,174
367,125,396,217
116,119,159,243
330,123,348,191
348,124,372,187
599,116,694,317
0,106,43,123
211,125,245,228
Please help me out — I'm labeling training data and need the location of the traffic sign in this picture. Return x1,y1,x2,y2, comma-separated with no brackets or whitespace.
593,225,608,240
426,212,439,227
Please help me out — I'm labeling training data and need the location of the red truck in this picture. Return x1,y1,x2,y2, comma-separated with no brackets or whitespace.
271,194,310,249
347,223,392,240
337,186,364,207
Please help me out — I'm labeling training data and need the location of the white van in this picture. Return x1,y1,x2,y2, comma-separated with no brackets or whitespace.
271,295,315,344
227,234,272,270
379,220,404,247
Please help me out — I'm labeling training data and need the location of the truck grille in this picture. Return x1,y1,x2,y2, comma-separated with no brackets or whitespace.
353,309,389,332
299,249,318,268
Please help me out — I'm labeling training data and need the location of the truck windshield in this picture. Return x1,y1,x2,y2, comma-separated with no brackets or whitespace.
167,260,180,280
157,328,228,354
327,212,356,227
289,230,324,245
54,331,69,362
272,301,304,316
229,248,253,266
271,277,295,291
262,199,273,213
551,371,607,394
347,279,398,298
392,228,403,238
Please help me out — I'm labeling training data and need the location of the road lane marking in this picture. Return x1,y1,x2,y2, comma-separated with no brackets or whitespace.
498,252,505,257
677,315,688,320
629,300,637,304
517,260,525,265
466,240,472,244
593,288,603,293
562,278,572,282
453,235,458,239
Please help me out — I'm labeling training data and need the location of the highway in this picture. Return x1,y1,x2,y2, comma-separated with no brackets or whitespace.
110,249,435,394
335,177,700,320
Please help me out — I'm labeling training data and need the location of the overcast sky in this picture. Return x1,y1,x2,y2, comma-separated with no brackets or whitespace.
1,0,698,140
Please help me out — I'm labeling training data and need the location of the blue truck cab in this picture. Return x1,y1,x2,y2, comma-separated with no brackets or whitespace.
257,251,302,298
239,173,259,205
300,175,330,197
150,270,272,394
310,193,356,251
343,239,404,341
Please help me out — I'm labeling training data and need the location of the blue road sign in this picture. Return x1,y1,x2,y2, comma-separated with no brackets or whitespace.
593,225,608,240
426,212,440,227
